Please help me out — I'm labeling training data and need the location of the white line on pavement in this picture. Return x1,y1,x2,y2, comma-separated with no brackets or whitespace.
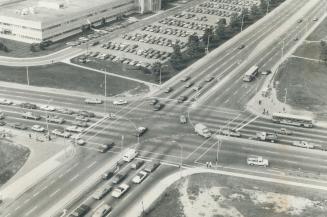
86,161,97,169
69,174,80,182
49,189,61,198
24,205,38,217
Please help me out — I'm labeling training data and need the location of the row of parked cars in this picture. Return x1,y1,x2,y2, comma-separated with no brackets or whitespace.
186,6,233,17
159,17,214,31
70,149,160,217
141,24,191,38
210,0,259,7
199,2,243,13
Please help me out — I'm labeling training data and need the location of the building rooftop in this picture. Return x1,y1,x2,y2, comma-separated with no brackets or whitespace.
0,0,122,24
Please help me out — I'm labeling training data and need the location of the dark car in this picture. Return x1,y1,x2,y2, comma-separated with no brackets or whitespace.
130,159,144,170
98,142,114,153
102,167,116,180
238,44,245,49
20,103,37,109
0,121,6,126
77,110,95,118
72,204,90,217
112,172,128,184
153,103,164,111
144,160,160,173
9,122,27,130
177,96,187,103
149,98,158,105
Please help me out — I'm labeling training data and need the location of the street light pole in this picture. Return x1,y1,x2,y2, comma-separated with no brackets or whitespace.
104,72,107,113
26,66,30,86
240,0,245,32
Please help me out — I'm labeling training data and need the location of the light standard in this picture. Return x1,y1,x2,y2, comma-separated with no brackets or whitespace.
45,99,52,140
172,141,183,177
240,0,245,32
26,66,30,86
104,71,108,113
159,64,169,87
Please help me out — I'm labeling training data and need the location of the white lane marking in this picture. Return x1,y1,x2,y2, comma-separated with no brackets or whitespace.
49,189,61,198
23,198,31,204
3,213,11,217
32,191,40,197
69,174,80,182
236,115,260,131
24,205,38,217
86,161,97,169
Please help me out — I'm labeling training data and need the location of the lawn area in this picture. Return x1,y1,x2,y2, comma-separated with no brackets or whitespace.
293,41,321,60
307,17,327,41
274,57,327,118
0,138,30,187
0,63,149,96
72,57,177,84
145,173,327,217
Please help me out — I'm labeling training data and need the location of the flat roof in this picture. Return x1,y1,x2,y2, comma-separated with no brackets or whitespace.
0,0,125,24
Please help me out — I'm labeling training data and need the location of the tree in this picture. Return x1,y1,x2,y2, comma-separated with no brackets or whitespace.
229,13,242,32
319,40,327,64
202,27,214,48
215,21,227,41
0,42,8,52
187,34,203,58
260,0,268,14
250,5,262,20
30,43,37,52
152,61,162,75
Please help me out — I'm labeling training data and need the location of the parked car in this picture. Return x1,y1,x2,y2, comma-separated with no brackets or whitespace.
22,112,41,120
20,102,37,109
72,204,90,217
66,126,84,133
98,142,114,153
112,171,128,184
153,103,164,111
111,183,130,198
92,203,112,217
39,105,56,111
130,159,144,170
56,107,74,115
73,121,88,128
84,98,103,104
180,115,187,124
102,167,116,180
135,127,147,137
92,184,112,200
0,98,13,105
144,160,160,173
75,115,89,122
132,171,148,184
177,96,187,103
77,110,95,118
9,122,27,130
52,129,71,138
46,115,65,124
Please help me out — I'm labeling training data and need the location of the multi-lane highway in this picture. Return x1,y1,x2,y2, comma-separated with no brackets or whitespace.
1,0,327,216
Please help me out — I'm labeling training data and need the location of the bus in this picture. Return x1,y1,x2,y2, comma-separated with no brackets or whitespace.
243,65,259,82
272,113,313,128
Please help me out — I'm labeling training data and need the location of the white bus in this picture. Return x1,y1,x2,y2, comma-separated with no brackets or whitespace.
243,65,259,82
272,113,313,128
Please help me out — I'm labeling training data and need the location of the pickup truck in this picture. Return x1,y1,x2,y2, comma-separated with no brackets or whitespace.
247,156,269,167
253,132,277,142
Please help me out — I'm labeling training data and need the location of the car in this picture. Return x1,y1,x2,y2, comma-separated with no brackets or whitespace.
73,121,88,127
313,17,318,21
92,184,112,200
0,112,5,119
0,121,6,126
153,103,164,111
102,167,116,180
84,98,103,104
292,140,314,149
184,82,193,88
221,129,241,137
72,204,90,217
9,122,27,130
39,105,56,111
31,125,45,132
277,128,292,135
46,115,65,124
135,127,147,137
204,76,214,82
130,159,144,170
177,96,187,103
164,87,172,93
56,108,74,115
180,115,187,124
247,156,269,167
149,99,158,105
192,85,201,91
111,183,130,198
113,99,128,105
261,69,272,75
0,98,13,105
77,110,95,118
66,126,84,133
144,160,160,173
52,129,71,138
238,44,245,49
75,115,89,122
20,102,37,109
98,142,114,153
297,19,303,23
132,171,148,184
22,112,41,120
71,138,86,146
180,76,190,82
112,172,127,184
92,203,112,217
293,37,299,41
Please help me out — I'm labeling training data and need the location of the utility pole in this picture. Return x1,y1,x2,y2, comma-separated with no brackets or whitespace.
240,0,245,32
121,135,124,155
205,34,210,54
26,66,30,86
284,88,287,104
104,72,107,113
159,67,162,87
281,40,285,58
266,0,270,15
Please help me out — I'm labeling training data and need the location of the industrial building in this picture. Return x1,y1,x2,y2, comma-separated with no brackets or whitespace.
0,0,162,43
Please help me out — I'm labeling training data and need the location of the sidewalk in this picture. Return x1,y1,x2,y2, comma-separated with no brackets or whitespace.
122,167,327,217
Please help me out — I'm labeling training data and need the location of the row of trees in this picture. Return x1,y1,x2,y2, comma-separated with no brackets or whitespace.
0,42,9,53
167,0,286,70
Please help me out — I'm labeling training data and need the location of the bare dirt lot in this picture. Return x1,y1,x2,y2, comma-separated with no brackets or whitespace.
145,173,327,217
0,138,30,186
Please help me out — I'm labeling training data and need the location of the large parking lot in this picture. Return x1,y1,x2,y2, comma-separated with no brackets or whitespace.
78,0,260,71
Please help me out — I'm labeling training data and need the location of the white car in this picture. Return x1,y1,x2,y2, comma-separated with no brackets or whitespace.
52,129,71,138
75,115,89,122
113,99,128,105
0,98,13,105
22,112,41,120
247,156,269,167
132,171,148,184
56,107,74,115
111,183,129,198
292,141,314,149
31,125,45,132
92,203,111,217
66,125,84,133
84,98,103,104
39,105,56,111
